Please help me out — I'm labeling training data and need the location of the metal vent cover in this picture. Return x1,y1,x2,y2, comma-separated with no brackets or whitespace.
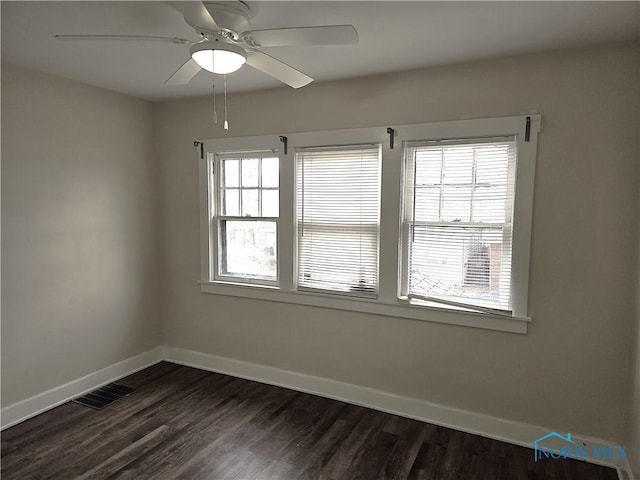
72,383,135,410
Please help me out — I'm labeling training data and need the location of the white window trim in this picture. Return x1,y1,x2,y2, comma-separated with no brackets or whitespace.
198,115,541,334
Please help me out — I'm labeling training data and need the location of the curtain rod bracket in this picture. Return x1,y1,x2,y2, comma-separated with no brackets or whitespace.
194,141,204,159
279,136,288,155
387,128,395,149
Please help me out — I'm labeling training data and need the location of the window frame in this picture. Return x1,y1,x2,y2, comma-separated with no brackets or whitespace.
198,115,540,334
399,136,518,316
212,151,280,286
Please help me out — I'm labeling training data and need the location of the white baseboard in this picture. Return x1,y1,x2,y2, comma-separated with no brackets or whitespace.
163,346,627,474
1,347,163,430
617,457,638,480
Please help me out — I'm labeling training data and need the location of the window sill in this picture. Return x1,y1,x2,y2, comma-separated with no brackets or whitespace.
198,281,530,334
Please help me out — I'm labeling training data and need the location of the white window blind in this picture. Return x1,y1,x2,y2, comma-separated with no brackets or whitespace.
296,144,381,297
403,137,517,314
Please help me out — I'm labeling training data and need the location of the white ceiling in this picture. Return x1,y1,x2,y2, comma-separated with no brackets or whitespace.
2,1,638,101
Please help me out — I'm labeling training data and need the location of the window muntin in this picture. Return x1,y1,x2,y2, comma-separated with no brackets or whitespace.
219,156,279,218
296,144,382,297
402,137,517,314
215,153,279,284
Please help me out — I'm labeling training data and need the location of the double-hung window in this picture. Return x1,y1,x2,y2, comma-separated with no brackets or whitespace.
401,137,516,315
296,145,381,296
212,151,279,285
200,115,539,333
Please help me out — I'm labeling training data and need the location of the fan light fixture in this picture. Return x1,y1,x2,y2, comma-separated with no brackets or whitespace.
190,41,246,74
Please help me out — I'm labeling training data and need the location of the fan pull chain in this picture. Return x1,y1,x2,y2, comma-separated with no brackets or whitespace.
212,77,218,124
211,50,218,125
223,74,229,131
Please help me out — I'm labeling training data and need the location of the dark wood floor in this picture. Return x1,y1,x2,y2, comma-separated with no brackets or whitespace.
1,362,618,480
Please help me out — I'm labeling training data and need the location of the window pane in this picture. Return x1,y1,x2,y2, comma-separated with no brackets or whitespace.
223,159,239,187
262,157,279,188
242,158,259,187
414,187,440,222
476,145,508,184
298,225,378,293
242,189,259,217
409,225,508,308
443,146,473,184
223,189,239,216
441,186,471,222
415,149,442,185
262,190,279,217
473,186,506,223
220,220,277,280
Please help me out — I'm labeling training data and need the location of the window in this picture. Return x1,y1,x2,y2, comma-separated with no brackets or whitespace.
401,137,516,315
200,115,539,333
296,145,381,297
213,152,279,284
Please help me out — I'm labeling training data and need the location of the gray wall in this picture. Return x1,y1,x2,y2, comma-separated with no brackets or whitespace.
1,64,161,406
623,68,640,478
156,42,639,443
626,263,640,477
2,41,638,453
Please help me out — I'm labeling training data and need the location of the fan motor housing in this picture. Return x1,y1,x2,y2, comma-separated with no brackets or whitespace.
203,2,250,38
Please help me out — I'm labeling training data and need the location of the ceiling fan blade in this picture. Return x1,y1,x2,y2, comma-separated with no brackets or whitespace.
246,50,312,89
55,35,191,44
165,58,202,85
171,2,218,32
243,25,358,47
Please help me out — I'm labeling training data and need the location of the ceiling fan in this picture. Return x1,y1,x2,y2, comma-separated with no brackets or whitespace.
55,1,359,89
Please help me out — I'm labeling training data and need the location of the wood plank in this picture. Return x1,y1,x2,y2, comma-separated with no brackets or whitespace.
378,419,432,480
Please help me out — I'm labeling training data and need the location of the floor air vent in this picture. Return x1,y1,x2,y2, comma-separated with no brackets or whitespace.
73,383,135,410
